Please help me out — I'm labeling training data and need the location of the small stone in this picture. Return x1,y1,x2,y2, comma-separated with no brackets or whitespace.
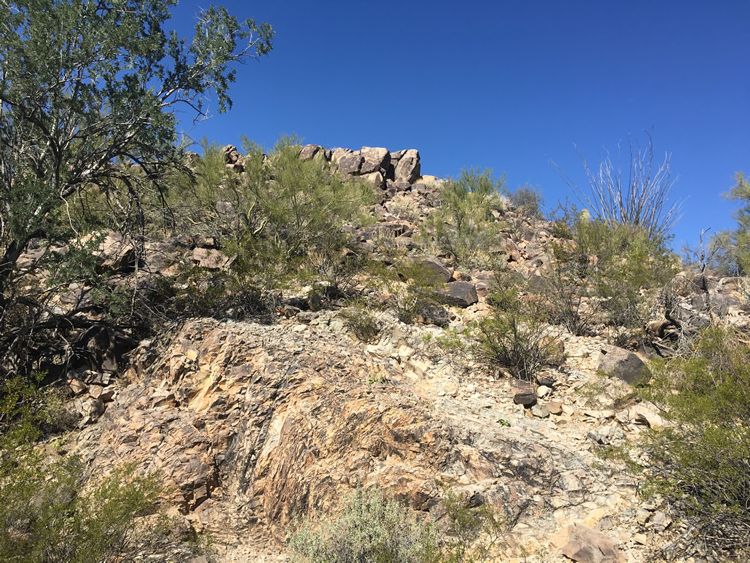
633,533,649,545
532,404,550,418
69,378,88,395
537,385,551,398
536,374,556,387
513,390,537,407
548,401,564,415
88,384,103,399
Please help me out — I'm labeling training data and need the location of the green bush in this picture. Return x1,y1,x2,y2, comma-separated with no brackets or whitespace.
420,170,506,268
509,186,543,219
643,326,750,558
566,214,677,329
0,453,162,562
475,276,562,381
165,138,375,290
289,489,439,563
340,306,382,343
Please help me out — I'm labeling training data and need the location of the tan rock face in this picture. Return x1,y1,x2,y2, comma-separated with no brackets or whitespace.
75,318,557,547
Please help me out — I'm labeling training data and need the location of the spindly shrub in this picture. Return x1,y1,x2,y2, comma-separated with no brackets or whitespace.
289,489,439,563
0,453,162,562
420,169,507,269
643,326,750,558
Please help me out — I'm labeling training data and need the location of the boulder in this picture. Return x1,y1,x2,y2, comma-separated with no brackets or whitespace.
438,281,479,308
513,390,537,407
192,248,234,270
360,171,384,188
597,345,650,385
561,523,624,563
299,144,321,161
412,257,452,284
337,152,363,176
394,149,421,183
359,147,390,174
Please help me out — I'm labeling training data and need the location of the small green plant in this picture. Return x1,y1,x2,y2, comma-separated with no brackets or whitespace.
440,490,509,563
475,276,562,381
289,489,439,563
341,306,382,343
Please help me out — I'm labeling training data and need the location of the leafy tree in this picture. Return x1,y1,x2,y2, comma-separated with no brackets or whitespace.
0,0,272,380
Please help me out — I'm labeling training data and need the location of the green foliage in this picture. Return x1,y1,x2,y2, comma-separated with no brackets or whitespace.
715,172,750,275
421,170,507,268
475,275,562,381
509,186,543,219
0,453,162,562
289,489,439,563
439,490,509,563
643,327,750,557
0,375,73,448
168,139,375,290
340,306,381,343
566,214,677,329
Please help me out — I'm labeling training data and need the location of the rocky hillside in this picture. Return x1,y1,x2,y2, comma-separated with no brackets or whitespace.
38,145,750,561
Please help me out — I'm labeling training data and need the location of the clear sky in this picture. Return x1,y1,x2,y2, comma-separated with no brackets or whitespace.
170,1,750,249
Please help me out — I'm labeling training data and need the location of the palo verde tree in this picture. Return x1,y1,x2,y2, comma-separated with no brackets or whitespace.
0,0,272,381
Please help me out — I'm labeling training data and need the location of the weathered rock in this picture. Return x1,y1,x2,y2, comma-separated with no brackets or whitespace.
438,281,478,307
299,144,321,161
337,152,363,175
359,147,390,174
513,390,537,407
597,345,650,385
191,248,234,270
412,257,452,284
360,171,384,188
394,149,421,183
561,523,624,563
414,302,451,328
628,403,666,429
531,404,549,418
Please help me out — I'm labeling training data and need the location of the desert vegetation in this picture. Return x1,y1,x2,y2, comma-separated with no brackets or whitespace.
0,1,748,562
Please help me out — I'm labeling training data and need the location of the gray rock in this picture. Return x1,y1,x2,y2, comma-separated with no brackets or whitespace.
394,149,421,183
513,390,537,407
413,257,452,284
438,281,478,308
597,345,650,385
299,144,322,160
338,152,363,175
359,147,390,174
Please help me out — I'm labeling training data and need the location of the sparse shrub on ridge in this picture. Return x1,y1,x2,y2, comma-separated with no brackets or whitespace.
509,186,543,219
420,169,507,269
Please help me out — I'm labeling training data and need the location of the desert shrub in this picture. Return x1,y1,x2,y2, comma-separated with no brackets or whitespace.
439,490,509,563
0,375,75,448
509,186,543,218
166,138,375,290
340,306,382,343
565,214,677,329
475,276,562,381
534,243,595,336
420,170,506,268
289,489,439,563
0,453,162,562
643,327,750,558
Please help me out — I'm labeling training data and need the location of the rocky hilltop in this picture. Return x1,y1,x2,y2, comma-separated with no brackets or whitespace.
44,144,749,562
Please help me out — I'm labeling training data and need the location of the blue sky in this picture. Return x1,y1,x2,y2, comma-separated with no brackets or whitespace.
170,1,750,249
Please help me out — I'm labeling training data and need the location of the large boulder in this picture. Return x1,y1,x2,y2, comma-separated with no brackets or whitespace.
359,147,390,174
438,281,479,307
412,257,452,284
299,144,322,161
597,345,650,385
337,152,363,176
394,149,421,183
